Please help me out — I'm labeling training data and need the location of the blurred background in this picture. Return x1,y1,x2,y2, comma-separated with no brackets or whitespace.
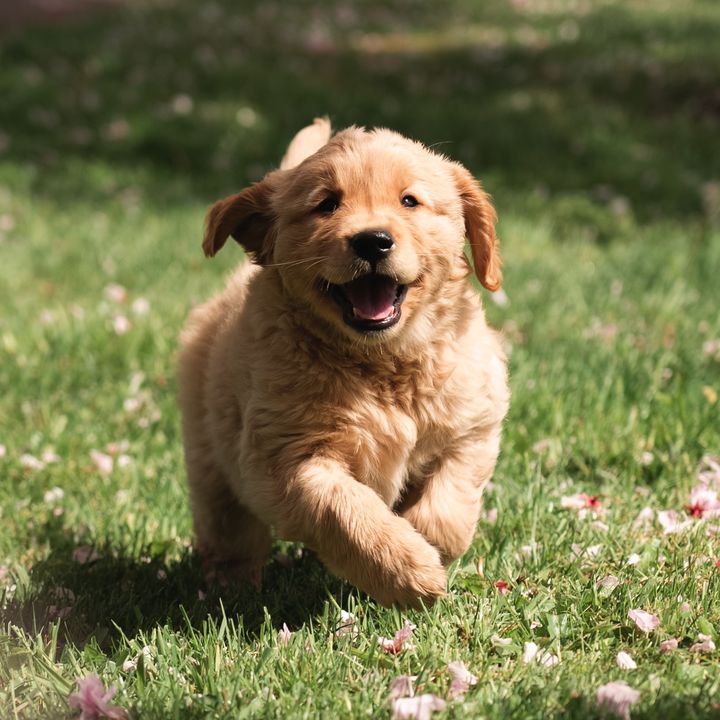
1,0,719,235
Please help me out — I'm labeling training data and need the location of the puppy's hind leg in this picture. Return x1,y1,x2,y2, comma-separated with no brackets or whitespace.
188,461,272,589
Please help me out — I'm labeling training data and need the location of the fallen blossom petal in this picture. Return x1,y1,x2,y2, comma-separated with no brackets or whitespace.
112,315,131,335
447,660,477,698
532,438,553,454
522,641,539,663
21,453,45,471
494,580,511,595
67,674,127,720
561,493,602,512
687,485,720,519
335,610,358,638
632,506,654,529
537,650,560,668
131,297,150,316
481,507,498,524
690,634,716,653
392,694,446,720
657,510,693,534
0,444,6,458
592,520,610,532
626,553,641,566
389,675,416,701
597,575,620,591
491,634,512,647
628,608,660,633
121,645,151,673
571,543,602,560
639,451,654,466
90,451,113,476
379,621,416,654
104,284,128,303
44,486,65,504
659,638,679,653
698,455,720,486
105,440,130,456
277,623,292,646
616,651,637,670
596,681,640,720
116,454,132,469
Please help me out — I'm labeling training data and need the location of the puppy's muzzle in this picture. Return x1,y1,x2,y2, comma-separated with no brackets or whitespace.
350,229,394,264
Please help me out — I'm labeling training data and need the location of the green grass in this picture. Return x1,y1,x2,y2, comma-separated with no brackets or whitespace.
1,0,719,717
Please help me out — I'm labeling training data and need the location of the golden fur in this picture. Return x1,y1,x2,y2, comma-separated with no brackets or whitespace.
179,119,509,606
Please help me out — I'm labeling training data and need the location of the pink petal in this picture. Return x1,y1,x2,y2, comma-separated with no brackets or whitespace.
277,623,292,647
628,608,660,633
687,485,720,519
447,660,477,698
335,610,358,638
494,580,511,595
68,675,127,720
659,638,679,653
657,510,693,534
104,284,128,303
616,651,637,670
112,315,131,336
596,681,641,720
20,453,45,471
522,641,539,663
689,634,716,653
597,575,620,591
491,634,512,647
392,694,446,720
131,298,150,316
90,451,114,476
632,506,654,529
561,493,602,512
537,650,560,668
379,621,416,654
389,675,416,701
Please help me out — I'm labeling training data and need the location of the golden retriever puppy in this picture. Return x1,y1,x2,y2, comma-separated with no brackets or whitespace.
179,118,509,606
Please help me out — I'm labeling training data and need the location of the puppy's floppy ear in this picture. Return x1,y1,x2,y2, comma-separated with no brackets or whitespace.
452,164,502,292
202,174,278,263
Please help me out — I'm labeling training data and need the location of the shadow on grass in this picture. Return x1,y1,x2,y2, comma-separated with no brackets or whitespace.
2,524,350,651
0,0,718,230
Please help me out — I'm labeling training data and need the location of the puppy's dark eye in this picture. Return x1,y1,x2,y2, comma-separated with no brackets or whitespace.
401,194,419,208
314,193,341,214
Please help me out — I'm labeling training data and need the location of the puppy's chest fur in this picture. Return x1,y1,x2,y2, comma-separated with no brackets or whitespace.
307,356,470,507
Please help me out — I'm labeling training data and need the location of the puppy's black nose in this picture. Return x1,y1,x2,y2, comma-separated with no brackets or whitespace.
350,230,394,263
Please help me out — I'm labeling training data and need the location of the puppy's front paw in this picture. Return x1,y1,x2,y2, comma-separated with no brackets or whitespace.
372,536,447,607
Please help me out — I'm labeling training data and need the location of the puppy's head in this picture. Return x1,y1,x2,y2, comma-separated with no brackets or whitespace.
204,122,501,346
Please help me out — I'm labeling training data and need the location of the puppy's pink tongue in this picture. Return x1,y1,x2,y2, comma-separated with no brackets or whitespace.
343,276,398,321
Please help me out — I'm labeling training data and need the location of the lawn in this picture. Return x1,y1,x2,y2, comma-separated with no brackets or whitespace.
1,0,719,717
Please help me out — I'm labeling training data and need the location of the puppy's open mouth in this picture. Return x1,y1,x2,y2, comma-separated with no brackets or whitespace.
325,274,408,332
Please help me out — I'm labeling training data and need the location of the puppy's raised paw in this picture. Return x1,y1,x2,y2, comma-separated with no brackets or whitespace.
371,537,448,608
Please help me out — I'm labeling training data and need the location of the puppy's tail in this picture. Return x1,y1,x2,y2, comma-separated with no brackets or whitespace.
280,117,332,170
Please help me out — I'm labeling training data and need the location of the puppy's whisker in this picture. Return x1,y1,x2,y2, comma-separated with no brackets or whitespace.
427,140,453,149
264,256,329,269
